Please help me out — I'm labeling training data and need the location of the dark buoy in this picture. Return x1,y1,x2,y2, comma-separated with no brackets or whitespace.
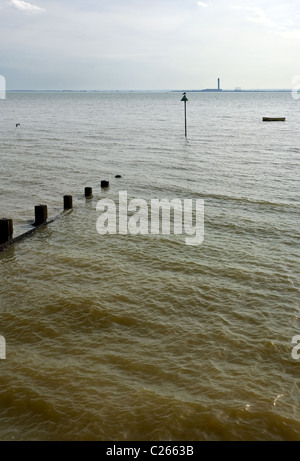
85,187,93,197
101,180,109,188
115,175,122,179
34,204,48,226
0,219,13,244
16,123,20,128
64,195,73,210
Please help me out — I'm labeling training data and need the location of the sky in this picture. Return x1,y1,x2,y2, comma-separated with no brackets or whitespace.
1,0,300,90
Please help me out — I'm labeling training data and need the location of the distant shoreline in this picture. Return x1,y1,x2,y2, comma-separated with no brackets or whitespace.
6,89,292,93
174,89,292,93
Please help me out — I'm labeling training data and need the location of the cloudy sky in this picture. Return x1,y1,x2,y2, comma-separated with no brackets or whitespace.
1,0,300,90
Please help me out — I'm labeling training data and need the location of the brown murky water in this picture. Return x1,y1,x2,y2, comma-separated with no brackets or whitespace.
0,92,299,440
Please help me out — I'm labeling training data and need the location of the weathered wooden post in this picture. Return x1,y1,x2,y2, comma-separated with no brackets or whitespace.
0,219,13,244
101,180,109,188
34,205,48,226
64,195,73,210
85,187,93,197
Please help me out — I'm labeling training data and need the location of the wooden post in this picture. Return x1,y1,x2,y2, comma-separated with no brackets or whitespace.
0,219,13,244
34,205,48,226
101,180,109,188
85,187,93,197
64,195,73,210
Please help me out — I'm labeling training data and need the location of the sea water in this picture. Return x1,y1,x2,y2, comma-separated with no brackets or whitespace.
0,91,299,441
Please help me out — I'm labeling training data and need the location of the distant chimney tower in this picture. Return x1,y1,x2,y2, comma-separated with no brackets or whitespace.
218,78,220,90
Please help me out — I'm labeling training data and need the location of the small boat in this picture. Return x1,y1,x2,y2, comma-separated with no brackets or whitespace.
262,117,286,122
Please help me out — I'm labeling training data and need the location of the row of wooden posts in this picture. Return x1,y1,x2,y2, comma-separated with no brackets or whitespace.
0,181,110,249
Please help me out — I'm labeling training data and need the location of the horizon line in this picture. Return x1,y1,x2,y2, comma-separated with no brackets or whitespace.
6,88,293,93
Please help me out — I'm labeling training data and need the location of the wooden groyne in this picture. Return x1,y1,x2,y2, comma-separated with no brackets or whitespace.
0,212,56,253
0,179,118,253
0,195,73,253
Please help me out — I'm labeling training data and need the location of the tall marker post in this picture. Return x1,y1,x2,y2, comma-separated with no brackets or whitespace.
181,92,188,137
